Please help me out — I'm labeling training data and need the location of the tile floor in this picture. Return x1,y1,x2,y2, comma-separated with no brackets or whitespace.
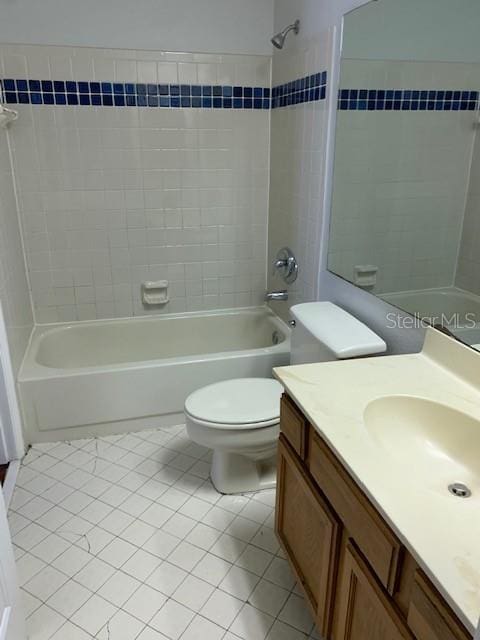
8,425,319,640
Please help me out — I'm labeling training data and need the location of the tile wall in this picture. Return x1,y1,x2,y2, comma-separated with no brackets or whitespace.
267,35,331,321
456,132,480,295
0,45,271,322
328,60,479,294
0,127,33,371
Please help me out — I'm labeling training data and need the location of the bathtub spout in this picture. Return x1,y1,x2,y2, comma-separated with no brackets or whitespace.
265,290,288,302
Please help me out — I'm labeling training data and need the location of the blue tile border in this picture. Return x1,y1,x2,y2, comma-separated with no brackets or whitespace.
272,71,327,109
337,88,479,111
1,73,329,110
4,77,474,113
0,78,271,110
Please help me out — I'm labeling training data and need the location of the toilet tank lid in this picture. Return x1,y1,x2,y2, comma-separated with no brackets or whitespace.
290,302,386,359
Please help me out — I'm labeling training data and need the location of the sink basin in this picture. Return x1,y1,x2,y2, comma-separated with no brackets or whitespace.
363,396,480,494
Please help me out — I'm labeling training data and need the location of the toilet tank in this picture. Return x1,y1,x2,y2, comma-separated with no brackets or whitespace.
289,302,386,365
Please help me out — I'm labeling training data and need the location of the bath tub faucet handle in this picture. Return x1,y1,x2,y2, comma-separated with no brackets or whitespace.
272,247,298,284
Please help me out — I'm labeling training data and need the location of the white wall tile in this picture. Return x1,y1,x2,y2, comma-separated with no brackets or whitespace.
2,44,271,321
329,60,474,294
456,127,480,295
0,126,33,370
268,34,331,321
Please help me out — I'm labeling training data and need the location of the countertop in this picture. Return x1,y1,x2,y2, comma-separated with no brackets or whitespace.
274,327,480,635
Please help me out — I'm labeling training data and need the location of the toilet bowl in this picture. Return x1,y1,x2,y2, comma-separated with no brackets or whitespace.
184,302,387,494
185,378,283,494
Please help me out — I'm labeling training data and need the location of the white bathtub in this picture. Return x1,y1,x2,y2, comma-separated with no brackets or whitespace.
381,287,480,325
18,307,290,443
381,286,480,350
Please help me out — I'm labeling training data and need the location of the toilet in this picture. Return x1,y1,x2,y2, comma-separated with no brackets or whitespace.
185,302,386,494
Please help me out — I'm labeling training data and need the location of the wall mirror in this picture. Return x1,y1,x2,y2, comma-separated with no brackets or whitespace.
327,0,480,350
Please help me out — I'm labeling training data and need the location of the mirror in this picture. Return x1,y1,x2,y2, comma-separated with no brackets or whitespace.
327,0,480,350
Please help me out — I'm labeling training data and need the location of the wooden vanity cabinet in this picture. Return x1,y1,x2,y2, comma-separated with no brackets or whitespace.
276,393,472,640
276,436,340,636
335,542,414,640
407,572,472,640
279,394,308,458
307,427,402,594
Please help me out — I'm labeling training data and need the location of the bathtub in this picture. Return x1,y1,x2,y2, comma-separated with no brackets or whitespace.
18,307,290,443
381,286,480,350
381,286,480,324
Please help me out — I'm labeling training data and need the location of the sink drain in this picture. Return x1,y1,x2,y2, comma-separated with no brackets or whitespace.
448,482,472,498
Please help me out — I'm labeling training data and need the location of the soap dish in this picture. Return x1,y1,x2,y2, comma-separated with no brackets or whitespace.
142,280,169,305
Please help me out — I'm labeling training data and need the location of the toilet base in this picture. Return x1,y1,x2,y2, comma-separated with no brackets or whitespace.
211,450,277,494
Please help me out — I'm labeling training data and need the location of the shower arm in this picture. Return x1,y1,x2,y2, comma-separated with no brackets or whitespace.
282,21,300,39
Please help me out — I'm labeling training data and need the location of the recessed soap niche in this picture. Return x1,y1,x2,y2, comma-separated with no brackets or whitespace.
142,280,169,306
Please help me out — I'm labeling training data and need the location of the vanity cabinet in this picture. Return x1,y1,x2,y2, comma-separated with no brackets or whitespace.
407,572,471,640
335,542,413,640
276,436,339,636
276,394,472,640
307,427,402,594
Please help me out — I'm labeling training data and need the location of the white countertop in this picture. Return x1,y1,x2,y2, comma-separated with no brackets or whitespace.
274,328,480,635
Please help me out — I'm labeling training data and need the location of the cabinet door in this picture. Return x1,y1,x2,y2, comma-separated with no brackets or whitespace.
407,571,471,640
275,435,340,637
335,542,413,640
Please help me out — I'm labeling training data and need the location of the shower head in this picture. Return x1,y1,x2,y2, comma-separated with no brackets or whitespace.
271,19,300,50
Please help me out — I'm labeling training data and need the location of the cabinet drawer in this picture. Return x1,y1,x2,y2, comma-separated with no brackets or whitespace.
280,394,308,459
407,571,471,640
308,429,402,594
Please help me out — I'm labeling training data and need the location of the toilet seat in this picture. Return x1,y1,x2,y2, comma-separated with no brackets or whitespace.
184,378,283,429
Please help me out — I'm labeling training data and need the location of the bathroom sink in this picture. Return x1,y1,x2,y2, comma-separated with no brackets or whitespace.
363,396,480,495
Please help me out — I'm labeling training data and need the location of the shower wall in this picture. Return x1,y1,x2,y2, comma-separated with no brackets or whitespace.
328,60,478,294
1,44,271,322
0,130,33,371
267,30,331,320
456,131,480,295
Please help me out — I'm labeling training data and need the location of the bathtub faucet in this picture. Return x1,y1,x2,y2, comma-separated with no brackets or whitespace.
265,290,288,302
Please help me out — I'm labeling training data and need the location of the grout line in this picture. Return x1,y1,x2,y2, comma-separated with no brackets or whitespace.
14,425,314,640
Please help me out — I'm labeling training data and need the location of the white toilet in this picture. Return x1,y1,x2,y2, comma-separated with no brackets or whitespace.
185,302,386,494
